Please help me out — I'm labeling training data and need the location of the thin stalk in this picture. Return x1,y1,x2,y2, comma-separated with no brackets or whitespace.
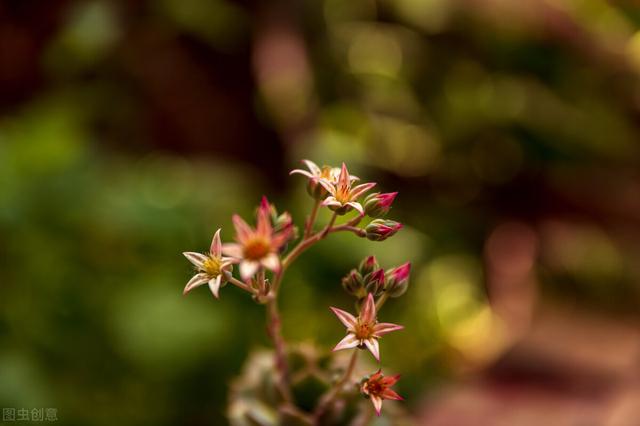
228,276,255,294
329,225,366,237
266,296,293,403
313,350,359,423
304,200,321,238
375,292,390,311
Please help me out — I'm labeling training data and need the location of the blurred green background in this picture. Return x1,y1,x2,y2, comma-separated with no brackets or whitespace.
2,0,640,424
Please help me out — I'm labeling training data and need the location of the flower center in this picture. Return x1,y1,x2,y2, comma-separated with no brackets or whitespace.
203,257,222,276
335,186,351,203
243,237,271,260
320,166,334,181
364,380,383,396
354,321,374,340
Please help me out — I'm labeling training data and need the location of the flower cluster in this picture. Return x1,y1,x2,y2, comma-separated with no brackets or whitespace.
181,159,410,418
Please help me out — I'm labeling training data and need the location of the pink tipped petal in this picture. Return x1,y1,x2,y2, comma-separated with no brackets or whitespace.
183,252,208,268
210,229,222,257
374,322,404,337
261,253,280,272
208,275,222,298
350,182,377,199
183,273,209,294
330,307,357,328
232,214,253,242
289,169,314,178
364,338,380,361
371,395,383,416
338,163,349,188
361,293,377,324
346,202,364,215
333,333,360,351
302,159,321,175
256,197,273,236
221,243,243,258
381,389,403,401
239,261,260,280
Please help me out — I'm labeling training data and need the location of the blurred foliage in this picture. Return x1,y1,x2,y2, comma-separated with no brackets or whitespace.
2,0,640,424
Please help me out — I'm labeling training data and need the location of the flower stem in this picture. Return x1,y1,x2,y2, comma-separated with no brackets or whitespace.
313,350,359,423
304,200,321,238
266,295,293,403
227,276,255,294
320,212,338,238
375,292,390,311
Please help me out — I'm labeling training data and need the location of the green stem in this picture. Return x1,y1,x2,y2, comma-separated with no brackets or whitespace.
375,292,390,311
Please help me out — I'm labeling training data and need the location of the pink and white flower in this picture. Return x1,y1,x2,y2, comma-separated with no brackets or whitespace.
361,370,403,416
222,197,294,280
290,159,358,200
183,229,234,298
330,293,403,361
317,163,375,215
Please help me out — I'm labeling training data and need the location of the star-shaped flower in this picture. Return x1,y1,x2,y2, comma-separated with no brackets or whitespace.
222,197,294,280
290,159,358,200
182,229,234,298
361,370,403,416
330,293,403,361
317,163,376,215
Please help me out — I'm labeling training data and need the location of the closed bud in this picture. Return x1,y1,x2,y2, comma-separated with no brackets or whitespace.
364,192,398,218
384,262,411,297
358,256,379,276
364,268,386,296
342,269,366,298
365,219,403,241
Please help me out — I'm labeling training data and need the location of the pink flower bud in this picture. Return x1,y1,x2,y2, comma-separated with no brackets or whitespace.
365,219,403,241
385,262,411,297
364,192,398,218
364,268,386,295
358,255,379,276
342,269,365,298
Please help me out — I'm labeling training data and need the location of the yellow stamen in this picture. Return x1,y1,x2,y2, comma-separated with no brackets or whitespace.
203,257,222,276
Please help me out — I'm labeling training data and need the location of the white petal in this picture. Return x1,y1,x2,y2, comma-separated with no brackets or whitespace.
333,334,360,352
222,243,243,258
321,196,341,208
183,273,209,295
330,307,357,329
261,253,280,272
371,395,383,416
183,252,207,269
364,338,380,361
290,169,314,178
302,159,321,175
347,202,364,215
208,276,222,298
240,261,260,280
